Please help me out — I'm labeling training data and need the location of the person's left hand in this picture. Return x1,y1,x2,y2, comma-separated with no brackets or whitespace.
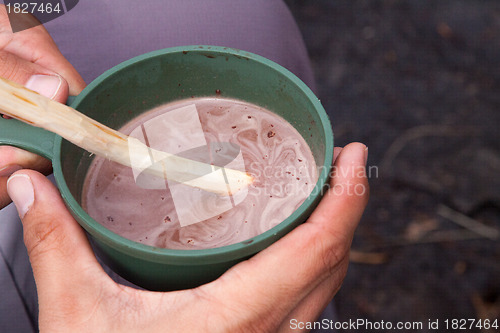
0,4,86,208
7,143,369,332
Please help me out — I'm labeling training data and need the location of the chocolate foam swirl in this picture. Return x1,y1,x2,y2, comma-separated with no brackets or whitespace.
82,98,317,249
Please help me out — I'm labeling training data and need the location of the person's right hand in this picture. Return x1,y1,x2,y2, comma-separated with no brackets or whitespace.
0,4,86,208
7,143,369,333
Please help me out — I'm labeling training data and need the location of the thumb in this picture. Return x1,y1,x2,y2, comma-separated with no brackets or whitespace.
0,5,86,96
6,170,107,303
0,50,69,103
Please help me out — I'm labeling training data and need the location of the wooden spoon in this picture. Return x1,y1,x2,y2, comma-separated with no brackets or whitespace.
0,77,253,195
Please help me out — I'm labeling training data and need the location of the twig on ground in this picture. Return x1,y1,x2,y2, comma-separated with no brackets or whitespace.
349,250,388,265
380,124,478,173
437,204,499,240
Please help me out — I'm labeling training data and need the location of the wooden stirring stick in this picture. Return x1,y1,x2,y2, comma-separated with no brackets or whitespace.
0,77,253,195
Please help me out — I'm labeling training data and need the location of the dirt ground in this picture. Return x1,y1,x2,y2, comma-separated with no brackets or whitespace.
285,1,500,332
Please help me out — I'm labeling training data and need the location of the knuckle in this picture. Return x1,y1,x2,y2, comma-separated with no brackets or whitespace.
202,268,280,332
0,50,20,80
309,225,351,278
23,213,66,259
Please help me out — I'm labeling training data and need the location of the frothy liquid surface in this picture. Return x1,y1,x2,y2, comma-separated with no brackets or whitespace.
82,98,318,249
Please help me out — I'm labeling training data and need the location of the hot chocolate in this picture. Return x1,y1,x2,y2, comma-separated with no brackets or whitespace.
82,97,317,249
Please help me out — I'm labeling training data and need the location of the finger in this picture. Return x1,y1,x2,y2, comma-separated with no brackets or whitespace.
0,145,52,208
0,5,86,95
207,143,369,330
6,170,110,304
308,143,369,243
0,146,52,175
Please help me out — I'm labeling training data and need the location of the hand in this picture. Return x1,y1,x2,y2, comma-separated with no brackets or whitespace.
7,141,369,333
0,4,86,208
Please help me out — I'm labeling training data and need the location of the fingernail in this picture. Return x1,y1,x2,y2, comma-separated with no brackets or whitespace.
25,74,62,99
0,164,23,177
364,146,369,165
7,174,34,219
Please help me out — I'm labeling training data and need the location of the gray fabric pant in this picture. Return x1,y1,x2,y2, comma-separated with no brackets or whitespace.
0,1,336,331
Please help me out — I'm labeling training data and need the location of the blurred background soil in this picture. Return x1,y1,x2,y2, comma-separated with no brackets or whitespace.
285,1,500,331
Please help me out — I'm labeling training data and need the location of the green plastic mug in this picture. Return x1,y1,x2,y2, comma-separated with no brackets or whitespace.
0,46,333,291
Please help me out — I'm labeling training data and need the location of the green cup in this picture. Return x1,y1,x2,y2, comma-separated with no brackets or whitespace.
0,46,333,291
